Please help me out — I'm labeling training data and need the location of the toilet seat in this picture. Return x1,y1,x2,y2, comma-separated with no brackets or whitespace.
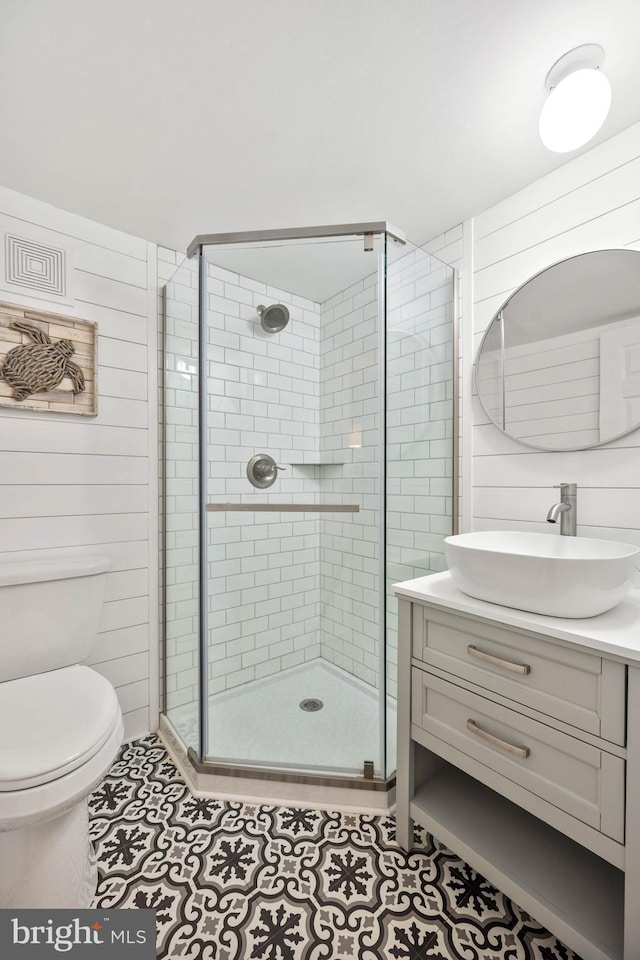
0,665,123,831
0,665,121,792
0,716,123,832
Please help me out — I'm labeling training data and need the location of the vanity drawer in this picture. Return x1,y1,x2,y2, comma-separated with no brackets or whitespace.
412,607,626,745
411,667,625,842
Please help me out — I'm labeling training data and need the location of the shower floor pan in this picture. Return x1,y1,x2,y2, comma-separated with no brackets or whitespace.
168,659,396,778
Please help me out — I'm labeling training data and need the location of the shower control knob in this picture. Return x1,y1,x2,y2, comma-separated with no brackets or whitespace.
246,453,287,489
254,461,273,479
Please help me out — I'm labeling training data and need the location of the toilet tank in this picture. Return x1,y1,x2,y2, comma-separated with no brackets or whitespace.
0,554,111,683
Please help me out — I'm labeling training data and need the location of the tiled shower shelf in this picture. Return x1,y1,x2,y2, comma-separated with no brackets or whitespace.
206,502,359,512
288,459,346,466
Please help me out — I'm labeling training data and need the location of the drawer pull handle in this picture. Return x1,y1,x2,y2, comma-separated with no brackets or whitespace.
466,719,530,759
467,644,531,676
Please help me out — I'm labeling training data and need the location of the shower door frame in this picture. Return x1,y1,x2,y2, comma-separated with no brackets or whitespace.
186,222,406,259
178,221,456,793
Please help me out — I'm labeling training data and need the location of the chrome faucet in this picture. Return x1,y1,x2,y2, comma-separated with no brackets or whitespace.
546,483,577,536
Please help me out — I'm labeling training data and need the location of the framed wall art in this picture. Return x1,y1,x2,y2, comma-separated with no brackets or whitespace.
0,302,97,416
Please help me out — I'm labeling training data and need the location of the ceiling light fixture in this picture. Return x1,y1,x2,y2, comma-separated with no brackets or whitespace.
539,43,611,153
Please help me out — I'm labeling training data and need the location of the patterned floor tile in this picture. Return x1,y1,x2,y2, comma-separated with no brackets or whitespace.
89,735,582,960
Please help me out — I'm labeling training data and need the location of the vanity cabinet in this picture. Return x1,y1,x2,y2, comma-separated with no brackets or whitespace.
395,576,640,960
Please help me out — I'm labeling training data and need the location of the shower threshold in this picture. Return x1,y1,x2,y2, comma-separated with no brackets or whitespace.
160,660,396,811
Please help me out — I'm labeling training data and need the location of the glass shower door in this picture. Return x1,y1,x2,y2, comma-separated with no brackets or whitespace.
201,233,388,778
163,256,201,756
384,239,456,776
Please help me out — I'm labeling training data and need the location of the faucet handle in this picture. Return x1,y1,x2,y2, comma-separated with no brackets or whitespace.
553,482,577,501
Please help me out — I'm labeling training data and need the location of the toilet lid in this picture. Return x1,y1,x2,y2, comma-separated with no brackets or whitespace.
0,665,121,791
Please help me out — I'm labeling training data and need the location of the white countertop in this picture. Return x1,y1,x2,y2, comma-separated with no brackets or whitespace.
394,571,640,663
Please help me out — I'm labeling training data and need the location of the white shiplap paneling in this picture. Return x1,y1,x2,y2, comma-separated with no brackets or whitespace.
466,121,640,545
0,184,158,742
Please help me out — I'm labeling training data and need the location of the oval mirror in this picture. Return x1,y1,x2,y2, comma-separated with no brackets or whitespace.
475,249,640,451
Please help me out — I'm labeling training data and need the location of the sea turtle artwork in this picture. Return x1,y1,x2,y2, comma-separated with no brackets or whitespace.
0,320,85,401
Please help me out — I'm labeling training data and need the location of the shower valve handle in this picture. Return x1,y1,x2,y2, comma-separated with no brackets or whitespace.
247,453,286,488
255,461,286,479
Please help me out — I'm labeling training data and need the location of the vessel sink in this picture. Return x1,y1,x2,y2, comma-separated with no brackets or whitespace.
444,531,640,618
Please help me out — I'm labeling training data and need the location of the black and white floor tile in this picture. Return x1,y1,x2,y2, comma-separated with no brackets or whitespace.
89,736,581,960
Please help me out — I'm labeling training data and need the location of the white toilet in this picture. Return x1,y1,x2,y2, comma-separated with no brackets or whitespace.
0,554,124,908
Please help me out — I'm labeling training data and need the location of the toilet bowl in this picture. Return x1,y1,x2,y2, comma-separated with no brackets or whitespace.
0,554,124,908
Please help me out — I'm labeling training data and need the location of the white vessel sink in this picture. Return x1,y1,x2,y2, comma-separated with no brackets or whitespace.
444,531,640,618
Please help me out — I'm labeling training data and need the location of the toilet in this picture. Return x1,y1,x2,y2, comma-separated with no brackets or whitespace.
0,554,124,908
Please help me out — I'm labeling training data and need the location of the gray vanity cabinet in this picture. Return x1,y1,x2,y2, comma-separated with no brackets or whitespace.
395,592,640,960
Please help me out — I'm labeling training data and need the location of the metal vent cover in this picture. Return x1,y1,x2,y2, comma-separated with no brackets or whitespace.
5,234,66,296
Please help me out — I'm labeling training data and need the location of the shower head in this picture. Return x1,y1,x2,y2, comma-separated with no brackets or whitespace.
257,303,289,333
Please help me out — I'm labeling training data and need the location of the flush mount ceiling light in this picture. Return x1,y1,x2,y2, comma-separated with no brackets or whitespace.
539,43,611,153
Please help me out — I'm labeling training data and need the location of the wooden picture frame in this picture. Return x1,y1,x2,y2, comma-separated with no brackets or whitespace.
0,302,97,417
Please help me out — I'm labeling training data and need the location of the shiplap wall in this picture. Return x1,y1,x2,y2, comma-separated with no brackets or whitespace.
479,324,605,448
467,121,640,542
0,185,158,741
505,330,600,446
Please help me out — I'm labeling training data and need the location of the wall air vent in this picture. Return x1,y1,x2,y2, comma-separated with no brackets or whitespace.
5,234,66,297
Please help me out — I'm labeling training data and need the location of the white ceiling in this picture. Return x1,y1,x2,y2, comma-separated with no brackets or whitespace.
1,0,640,255
204,232,420,302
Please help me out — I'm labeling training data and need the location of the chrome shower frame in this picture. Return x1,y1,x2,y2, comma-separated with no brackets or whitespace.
186,221,406,259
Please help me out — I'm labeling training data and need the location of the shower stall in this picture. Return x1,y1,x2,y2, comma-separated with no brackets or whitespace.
162,222,456,795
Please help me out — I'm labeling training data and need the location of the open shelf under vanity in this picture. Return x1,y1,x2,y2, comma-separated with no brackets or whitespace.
411,762,623,960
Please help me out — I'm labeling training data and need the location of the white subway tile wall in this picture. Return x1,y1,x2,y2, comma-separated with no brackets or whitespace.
205,261,323,695
162,240,455,746
319,271,381,687
385,244,455,699
422,226,464,531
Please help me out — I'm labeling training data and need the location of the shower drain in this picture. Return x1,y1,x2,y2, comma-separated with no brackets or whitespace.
299,698,324,712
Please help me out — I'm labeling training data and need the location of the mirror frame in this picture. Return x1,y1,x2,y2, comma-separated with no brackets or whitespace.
474,247,640,452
